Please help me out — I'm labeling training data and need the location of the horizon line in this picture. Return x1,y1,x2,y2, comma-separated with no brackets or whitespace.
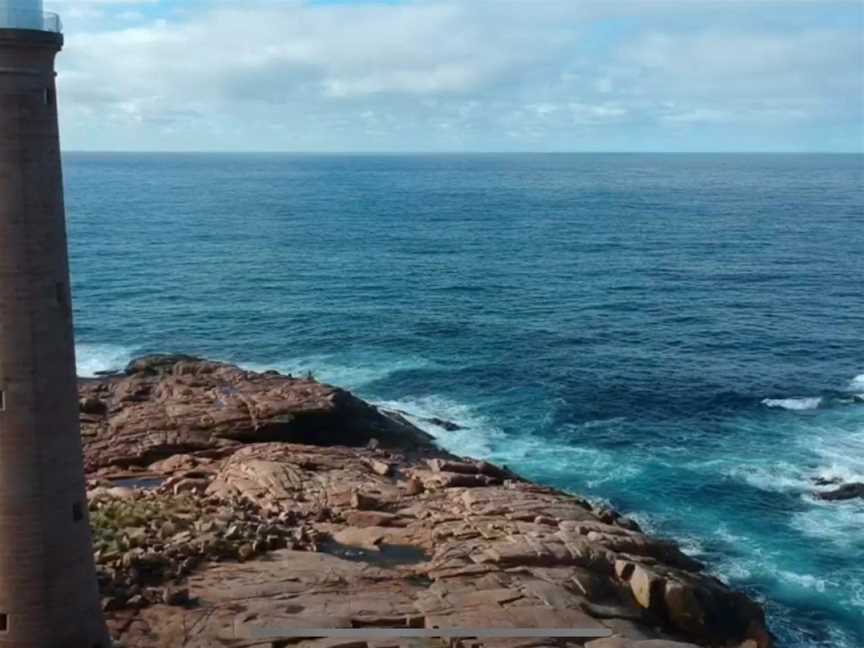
62,150,864,156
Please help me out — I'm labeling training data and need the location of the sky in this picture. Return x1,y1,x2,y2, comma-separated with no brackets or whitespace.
43,0,864,153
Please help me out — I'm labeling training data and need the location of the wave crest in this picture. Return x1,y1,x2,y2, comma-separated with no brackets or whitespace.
239,354,430,390
762,397,823,411
76,343,136,378
374,395,502,459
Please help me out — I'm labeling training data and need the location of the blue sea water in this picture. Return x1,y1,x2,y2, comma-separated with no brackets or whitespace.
64,153,863,646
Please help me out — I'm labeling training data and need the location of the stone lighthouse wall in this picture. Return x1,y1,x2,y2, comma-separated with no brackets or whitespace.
0,28,109,647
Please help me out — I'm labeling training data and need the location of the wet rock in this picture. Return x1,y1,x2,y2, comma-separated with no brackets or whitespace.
816,483,864,501
811,476,842,487
384,409,464,432
426,416,464,431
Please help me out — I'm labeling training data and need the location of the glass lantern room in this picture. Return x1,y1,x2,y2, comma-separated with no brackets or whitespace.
0,0,61,32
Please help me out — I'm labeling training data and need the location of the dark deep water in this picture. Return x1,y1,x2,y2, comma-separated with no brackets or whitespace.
64,153,864,646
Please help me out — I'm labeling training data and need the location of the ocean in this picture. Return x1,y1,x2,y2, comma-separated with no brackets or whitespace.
64,152,863,646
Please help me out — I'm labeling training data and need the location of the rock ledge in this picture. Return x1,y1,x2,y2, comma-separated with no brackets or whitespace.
80,356,774,648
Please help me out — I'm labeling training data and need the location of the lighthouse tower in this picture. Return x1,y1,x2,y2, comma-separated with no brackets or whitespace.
0,1,110,645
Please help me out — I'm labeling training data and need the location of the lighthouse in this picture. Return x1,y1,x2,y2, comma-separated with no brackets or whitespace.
0,1,110,645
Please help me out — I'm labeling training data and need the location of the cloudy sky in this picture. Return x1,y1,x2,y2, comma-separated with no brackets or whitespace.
44,0,864,152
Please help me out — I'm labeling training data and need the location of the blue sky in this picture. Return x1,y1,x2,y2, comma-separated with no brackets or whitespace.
44,0,864,152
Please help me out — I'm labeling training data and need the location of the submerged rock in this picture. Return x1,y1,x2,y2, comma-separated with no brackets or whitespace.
384,408,466,432
811,476,842,487
816,482,864,501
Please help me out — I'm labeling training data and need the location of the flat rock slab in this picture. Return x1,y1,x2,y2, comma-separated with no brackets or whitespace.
88,358,774,648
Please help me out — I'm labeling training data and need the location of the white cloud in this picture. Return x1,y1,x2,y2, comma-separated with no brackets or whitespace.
44,0,864,151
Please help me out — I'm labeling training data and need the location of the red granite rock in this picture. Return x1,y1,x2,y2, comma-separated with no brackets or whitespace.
82,357,774,648
80,355,438,472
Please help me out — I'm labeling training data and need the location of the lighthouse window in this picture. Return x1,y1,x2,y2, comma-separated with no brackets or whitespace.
72,502,84,522
0,390,5,412
0,613,7,632
43,88,53,105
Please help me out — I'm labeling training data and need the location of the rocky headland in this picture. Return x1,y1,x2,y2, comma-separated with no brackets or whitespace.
80,356,774,648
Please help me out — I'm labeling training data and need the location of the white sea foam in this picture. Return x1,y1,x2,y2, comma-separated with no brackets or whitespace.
624,513,758,586
373,394,639,491
239,355,637,487
811,463,864,489
589,486,777,593
579,416,627,429
791,499,864,551
716,561,753,582
776,570,829,593
76,343,136,378
240,354,431,391
807,428,864,489
727,452,864,501
584,461,644,487
727,462,812,493
849,373,864,391
675,534,707,558
762,397,823,411
374,394,505,459
851,579,864,610
719,417,864,557
714,523,749,546
703,549,755,584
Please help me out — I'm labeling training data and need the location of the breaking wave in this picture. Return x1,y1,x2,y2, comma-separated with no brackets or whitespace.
239,354,431,391
762,397,823,411
76,343,136,378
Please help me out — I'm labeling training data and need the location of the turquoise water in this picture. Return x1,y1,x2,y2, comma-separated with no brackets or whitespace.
64,153,864,646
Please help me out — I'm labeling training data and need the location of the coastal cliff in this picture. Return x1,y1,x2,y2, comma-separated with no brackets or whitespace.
80,356,774,648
